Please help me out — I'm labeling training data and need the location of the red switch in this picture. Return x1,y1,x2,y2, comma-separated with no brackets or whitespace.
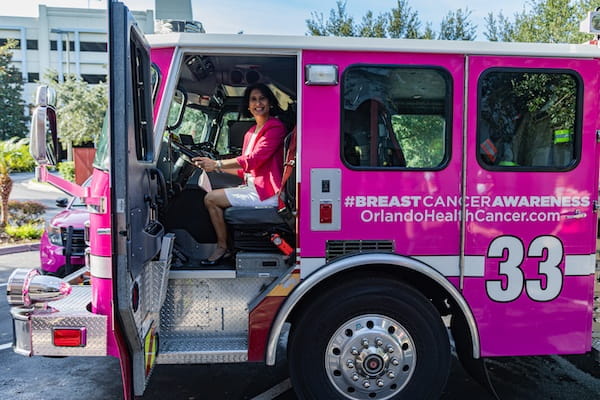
320,203,332,223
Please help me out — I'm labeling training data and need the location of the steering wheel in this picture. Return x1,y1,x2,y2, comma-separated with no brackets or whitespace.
172,141,218,167
196,142,217,157
148,167,168,210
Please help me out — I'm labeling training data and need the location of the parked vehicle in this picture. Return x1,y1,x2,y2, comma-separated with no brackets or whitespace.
6,2,600,399
40,180,90,277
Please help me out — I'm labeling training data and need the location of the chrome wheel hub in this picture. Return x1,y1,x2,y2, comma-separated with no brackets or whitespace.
325,314,416,399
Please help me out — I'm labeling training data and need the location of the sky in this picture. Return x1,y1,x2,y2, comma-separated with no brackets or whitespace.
1,0,528,40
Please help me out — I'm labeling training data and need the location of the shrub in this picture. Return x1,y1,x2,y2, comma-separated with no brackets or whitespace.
7,144,36,172
58,161,75,182
5,223,43,240
8,200,46,225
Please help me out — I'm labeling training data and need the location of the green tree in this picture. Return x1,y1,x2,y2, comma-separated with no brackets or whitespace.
45,72,108,147
485,0,595,43
306,0,356,36
387,0,422,39
0,40,28,140
438,8,477,40
306,0,476,40
359,11,388,38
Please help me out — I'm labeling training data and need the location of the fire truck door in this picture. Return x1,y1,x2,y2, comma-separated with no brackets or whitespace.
462,55,600,357
109,1,166,396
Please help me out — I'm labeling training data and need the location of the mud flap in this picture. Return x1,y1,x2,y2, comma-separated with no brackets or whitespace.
451,312,501,400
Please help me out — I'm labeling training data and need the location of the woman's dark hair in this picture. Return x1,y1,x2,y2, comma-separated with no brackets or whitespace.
240,83,283,118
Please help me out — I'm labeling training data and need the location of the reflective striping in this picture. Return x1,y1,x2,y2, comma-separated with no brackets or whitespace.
564,254,596,276
464,256,485,277
300,257,325,278
411,255,484,277
267,273,301,297
300,254,595,279
414,256,459,277
90,254,112,279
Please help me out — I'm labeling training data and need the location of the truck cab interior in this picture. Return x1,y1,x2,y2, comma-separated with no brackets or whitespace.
155,53,297,270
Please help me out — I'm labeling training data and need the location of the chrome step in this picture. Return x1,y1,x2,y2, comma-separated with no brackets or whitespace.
156,333,247,364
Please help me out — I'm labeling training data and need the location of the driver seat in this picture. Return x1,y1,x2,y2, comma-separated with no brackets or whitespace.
223,127,296,252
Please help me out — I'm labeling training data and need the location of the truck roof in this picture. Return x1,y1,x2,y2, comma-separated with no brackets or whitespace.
146,32,600,59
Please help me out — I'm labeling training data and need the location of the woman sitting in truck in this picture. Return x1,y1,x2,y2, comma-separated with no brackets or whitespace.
192,83,286,265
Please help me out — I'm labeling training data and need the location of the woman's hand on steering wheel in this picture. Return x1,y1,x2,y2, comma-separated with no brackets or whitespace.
192,156,220,172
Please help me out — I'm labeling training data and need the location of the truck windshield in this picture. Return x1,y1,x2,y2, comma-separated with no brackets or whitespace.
92,113,110,171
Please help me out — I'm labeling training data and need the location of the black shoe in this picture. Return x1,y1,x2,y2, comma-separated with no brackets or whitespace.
200,249,230,265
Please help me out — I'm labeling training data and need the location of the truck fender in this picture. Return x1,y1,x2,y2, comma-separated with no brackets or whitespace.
265,252,480,365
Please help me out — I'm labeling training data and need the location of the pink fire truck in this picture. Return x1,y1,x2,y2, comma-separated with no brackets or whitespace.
7,1,600,399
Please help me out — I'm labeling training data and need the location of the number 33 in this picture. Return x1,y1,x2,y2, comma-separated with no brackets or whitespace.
485,235,563,302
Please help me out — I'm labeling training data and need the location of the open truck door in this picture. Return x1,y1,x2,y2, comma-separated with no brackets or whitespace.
109,1,172,397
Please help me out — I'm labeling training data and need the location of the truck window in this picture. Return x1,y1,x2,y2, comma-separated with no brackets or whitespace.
342,66,450,169
130,30,154,161
478,69,580,169
167,102,209,144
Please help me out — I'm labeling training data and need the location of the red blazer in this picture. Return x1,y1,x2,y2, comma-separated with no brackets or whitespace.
235,117,286,201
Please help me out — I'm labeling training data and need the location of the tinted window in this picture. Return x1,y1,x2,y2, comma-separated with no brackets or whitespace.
478,69,580,169
27,72,39,83
342,66,450,169
130,29,153,161
81,74,106,84
50,41,75,51
80,41,107,52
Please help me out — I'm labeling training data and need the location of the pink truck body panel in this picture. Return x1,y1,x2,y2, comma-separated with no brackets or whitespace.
298,50,598,356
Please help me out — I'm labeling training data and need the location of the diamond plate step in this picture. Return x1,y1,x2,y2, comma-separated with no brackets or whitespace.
156,333,247,364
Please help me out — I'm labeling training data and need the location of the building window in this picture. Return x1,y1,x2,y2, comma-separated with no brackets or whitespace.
27,73,40,83
81,74,106,84
0,39,38,50
341,65,451,169
478,69,580,170
50,40,75,51
0,38,20,48
80,41,107,52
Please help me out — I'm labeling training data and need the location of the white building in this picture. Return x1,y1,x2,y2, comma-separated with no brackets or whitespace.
0,5,154,105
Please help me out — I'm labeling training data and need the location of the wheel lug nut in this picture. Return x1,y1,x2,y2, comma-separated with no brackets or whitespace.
351,347,359,356
346,360,355,369
386,345,394,353
377,379,385,387
363,380,371,389
391,358,399,366
352,374,359,381
375,337,383,347
388,371,395,379
361,338,369,348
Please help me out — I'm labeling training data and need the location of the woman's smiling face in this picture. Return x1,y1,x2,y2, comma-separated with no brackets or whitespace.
248,89,271,119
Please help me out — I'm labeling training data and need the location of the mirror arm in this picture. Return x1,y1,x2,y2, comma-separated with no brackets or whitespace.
36,165,106,214
35,165,87,198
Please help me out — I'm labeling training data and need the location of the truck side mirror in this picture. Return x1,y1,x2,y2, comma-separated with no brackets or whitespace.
29,85,59,166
